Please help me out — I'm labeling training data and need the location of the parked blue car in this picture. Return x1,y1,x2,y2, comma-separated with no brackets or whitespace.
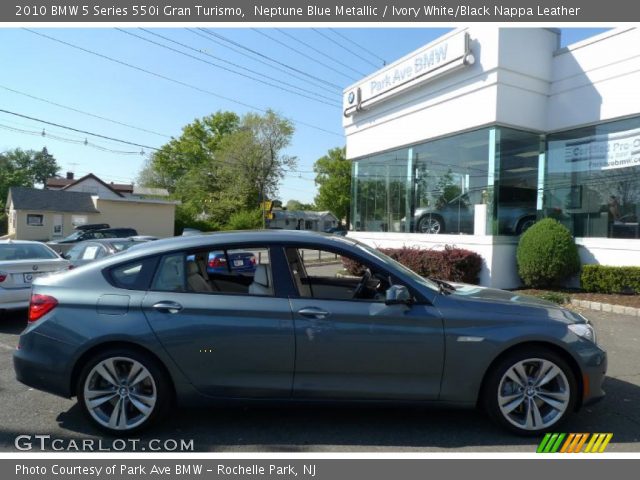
14,231,606,435
207,250,256,275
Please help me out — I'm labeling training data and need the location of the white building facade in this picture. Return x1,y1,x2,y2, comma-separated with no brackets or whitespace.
344,27,640,288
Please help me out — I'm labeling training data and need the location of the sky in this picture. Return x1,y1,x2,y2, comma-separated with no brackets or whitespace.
0,27,609,204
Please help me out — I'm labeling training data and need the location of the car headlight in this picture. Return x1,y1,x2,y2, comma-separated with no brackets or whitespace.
568,322,597,344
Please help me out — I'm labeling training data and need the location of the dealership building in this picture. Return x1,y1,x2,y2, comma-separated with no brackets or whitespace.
343,27,640,288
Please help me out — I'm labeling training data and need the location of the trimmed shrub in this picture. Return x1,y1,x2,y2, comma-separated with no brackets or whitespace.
342,245,483,284
516,218,580,288
581,265,640,294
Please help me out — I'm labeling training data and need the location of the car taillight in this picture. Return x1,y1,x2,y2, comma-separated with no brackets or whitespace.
250,256,256,265
28,294,58,322
208,257,226,268
0,271,6,283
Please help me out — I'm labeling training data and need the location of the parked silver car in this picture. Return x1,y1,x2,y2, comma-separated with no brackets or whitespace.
14,231,606,435
63,238,155,269
0,240,69,313
414,188,538,235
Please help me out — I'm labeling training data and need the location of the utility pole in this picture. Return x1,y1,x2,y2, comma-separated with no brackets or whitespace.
261,182,266,229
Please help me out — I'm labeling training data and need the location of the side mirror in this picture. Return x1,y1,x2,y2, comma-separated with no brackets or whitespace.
385,285,412,306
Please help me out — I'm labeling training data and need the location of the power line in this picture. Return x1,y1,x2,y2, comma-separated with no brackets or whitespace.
23,28,343,138
0,122,145,156
0,108,158,151
0,84,172,139
252,29,362,81
187,29,340,95
329,29,387,65
119,28,340,108
312,28,380,69
196,29,344,91
275,28,368,78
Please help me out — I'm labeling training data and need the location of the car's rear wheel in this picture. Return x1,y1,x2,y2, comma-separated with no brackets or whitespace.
516,217,536,235
77,348,170,434
417,215,444,234
483,347,577,435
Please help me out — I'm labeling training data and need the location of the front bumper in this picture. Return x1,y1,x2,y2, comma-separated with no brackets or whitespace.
579,349,607,408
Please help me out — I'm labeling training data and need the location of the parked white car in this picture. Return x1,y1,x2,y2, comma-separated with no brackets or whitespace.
0,240,70,313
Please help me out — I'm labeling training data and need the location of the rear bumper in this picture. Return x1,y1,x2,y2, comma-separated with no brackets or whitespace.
0,287,30,311
13,331,74,398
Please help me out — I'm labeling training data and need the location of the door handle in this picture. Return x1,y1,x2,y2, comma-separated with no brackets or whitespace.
297,307,330,319
152,301,183,314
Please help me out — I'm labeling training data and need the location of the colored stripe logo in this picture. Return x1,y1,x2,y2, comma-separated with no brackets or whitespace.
537,433,613,453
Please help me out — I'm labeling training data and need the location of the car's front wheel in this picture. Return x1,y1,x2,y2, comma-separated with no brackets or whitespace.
77,348,170,434
417,215,444,234
483,347,577,435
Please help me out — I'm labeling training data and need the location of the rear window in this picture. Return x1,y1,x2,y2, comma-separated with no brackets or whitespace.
107,256,158,290
0,243,58,260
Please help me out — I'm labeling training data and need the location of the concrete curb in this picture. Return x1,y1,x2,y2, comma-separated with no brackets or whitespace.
570,298,640,318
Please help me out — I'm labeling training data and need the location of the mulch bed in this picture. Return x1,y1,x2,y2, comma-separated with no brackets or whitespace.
515,289,640,308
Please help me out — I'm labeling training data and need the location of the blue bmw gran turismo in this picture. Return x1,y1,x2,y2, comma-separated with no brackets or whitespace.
14,231,606,435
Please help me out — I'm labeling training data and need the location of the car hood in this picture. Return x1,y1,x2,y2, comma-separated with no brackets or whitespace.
441,282,584,325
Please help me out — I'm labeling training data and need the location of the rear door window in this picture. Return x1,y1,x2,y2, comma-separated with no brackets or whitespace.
107,257,158,290
151,246,273,296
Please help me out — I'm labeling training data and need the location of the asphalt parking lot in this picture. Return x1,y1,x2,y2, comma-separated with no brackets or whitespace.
0,308,638,452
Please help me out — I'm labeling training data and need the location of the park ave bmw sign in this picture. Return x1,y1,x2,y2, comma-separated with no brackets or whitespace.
343,30,473,116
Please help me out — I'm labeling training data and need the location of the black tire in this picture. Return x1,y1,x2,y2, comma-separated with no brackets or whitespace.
516,217,536,235
76,348,171,435
417,215,445,234
482,347,577,436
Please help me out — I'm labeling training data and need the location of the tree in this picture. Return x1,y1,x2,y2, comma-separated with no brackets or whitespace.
285,199,315,211
141,111,240,192
313,147,351,225
215,110,297,226
30,148,59,185
0,147,60,234
137,109,296,230
0,147,60,201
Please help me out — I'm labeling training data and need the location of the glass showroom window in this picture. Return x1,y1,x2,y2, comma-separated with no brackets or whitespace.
412,129,490,235
493,128,542,235
351,148,410,232
545,116,640,239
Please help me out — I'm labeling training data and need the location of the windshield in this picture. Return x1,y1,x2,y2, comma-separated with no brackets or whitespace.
347,239,440,293
60,231,83,242
0,243,58,260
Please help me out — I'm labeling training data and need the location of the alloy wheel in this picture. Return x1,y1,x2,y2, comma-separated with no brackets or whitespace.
83,356,157,431
419,216,442,234
497,358,570,431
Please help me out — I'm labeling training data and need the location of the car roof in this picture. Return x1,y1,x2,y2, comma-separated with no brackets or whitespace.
0,239,50,245
96,227,136,232
123,230,360,258
69,237,141,245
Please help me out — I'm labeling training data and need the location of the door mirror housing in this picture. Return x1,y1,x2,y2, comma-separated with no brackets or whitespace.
385,285,412,306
